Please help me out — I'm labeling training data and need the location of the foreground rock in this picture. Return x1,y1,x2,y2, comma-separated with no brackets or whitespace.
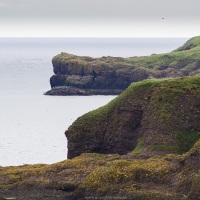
45,36,200,95
45,86,123,95
1,144,200,200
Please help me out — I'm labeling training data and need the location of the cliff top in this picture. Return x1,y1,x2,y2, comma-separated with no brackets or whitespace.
53,35,200,72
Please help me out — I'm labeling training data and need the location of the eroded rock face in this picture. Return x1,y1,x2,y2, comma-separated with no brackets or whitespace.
50,54,149,90
66,77,200,159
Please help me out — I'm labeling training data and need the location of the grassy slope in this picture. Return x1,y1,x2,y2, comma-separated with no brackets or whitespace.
53,36,200,76
67,76,200,157
126,36,200,70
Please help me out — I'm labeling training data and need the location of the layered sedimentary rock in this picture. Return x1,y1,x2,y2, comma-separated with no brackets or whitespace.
45,36,200,95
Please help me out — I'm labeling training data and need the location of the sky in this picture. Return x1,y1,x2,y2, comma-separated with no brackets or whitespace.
0,0,200,37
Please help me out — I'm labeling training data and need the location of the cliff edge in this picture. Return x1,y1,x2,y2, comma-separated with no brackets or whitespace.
66,76,200,159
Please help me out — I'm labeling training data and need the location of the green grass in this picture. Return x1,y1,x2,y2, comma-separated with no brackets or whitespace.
69,76,200,132
53,36,200,76
131,138,144,154
175,130,200,154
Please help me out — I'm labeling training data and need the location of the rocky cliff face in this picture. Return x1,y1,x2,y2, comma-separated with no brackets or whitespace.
66,76,200,159
45,36,200,95
50,55,149,89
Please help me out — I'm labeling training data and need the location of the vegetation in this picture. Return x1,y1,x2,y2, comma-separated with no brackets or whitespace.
175,130,200,154
1,142,200,199
67,76,200,158
131,138,144,154
53,36,200,77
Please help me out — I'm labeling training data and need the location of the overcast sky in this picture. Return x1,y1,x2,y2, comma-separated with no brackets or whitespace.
0,0,199,37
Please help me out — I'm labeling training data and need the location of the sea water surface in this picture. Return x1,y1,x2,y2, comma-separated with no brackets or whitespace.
0,38,188,166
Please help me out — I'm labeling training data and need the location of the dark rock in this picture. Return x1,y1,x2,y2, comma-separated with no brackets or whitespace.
44,86,123,96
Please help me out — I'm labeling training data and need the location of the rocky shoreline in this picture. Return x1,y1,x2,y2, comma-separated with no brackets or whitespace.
44,86,123,96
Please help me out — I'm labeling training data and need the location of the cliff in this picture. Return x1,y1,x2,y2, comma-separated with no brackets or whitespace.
66,76,200,159
45,36,200,95
1,76,200,199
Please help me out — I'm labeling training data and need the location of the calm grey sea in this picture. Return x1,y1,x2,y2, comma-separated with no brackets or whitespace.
0,38,188,166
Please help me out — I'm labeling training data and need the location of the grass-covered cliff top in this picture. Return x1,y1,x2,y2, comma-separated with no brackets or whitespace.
53,36,200,76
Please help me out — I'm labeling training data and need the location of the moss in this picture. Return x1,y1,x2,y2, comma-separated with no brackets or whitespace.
0,152,198,199
175,130,200,154
148,145,179,152
185,139,200,156
131,138,144,154
67,78,163,132
79,157,174,198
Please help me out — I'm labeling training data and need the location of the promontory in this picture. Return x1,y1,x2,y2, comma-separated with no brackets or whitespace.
45,36,200,95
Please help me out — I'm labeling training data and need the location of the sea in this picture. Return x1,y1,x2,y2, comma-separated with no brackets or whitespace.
0,38,188,166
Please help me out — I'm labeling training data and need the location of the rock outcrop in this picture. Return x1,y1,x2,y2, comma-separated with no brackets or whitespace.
66,76,200,159
1,143,200,199
45,86,123,96
45,36,200,95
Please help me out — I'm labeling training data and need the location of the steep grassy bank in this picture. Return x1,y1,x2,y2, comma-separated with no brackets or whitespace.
66,76,200,158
